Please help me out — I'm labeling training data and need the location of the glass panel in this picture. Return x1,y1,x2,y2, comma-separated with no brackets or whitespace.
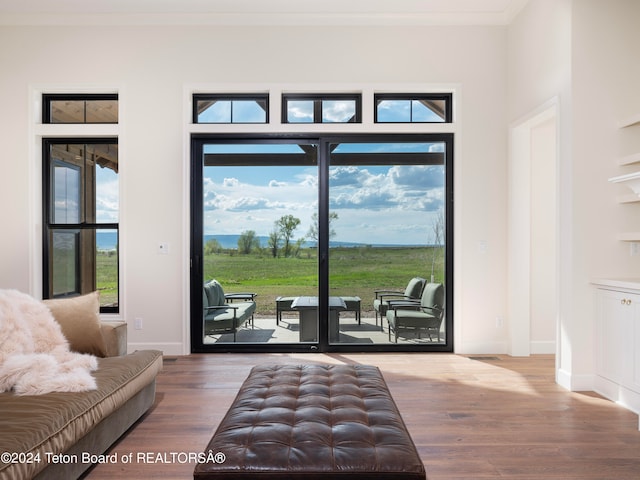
46,141,119,312
96,229,119,308
51,229,80,296
412,100,446,122
49,99,118,123
51,159,81,224
376,97,448,123
90,144,119,223
286,100,314,123
376,100,411,122
84,99,118,123
322,100,356,123
195,98,268,123
202,143,318,345
50,143,118,224
50,100,85,123
198,100,232,123
231,100,267,123
328,141,446,345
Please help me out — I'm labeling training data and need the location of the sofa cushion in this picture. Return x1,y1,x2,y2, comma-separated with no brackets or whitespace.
204,280,225,307
43,292,107,358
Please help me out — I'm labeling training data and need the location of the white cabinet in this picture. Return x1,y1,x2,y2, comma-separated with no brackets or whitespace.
594,281,640,419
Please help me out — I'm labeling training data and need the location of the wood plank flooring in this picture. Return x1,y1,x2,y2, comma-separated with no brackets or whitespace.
85,353,640,479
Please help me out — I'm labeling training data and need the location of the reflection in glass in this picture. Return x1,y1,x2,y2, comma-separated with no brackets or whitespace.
49,99,118,123
46,141,119,311
52,230,79,296
52,161,80,224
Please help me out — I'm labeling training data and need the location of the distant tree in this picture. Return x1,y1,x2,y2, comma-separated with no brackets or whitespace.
276,214,301,257
430,208,445,282
237,230,260,254
204,238,222,255
306,212,339,245
268,230,281,258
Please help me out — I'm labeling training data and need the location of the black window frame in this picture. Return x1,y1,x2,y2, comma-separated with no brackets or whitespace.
193,94,270,124
42,137,120,314
190,132,453,354
43,93,119,124
374,93,453,123
282,94,362,124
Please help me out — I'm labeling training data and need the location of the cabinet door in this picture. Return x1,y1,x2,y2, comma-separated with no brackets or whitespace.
630,293,640,392
596,289,633,384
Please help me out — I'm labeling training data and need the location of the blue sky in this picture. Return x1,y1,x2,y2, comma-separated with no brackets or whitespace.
202,142,445,245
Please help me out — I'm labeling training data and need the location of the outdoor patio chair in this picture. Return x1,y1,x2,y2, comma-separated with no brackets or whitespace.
203,279,257,341
386,282,444,343
373,277,426,330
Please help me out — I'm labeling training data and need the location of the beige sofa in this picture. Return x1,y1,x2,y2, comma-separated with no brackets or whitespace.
0,294,163,480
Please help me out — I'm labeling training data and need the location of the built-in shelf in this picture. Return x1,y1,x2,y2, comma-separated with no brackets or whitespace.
618,152,640,166
618,233,640,242
614,115,640,243
609,171,640,195
592,278,640,290
617,194,640,204
618,113,640,129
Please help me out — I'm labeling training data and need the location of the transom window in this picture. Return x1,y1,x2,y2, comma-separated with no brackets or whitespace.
193,94,269,124
282,94,361,123
43,94,118,124
192,92,452,125
374,94,452,123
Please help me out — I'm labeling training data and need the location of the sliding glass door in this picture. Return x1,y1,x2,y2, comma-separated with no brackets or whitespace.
191,134,452,353
326,139,448,346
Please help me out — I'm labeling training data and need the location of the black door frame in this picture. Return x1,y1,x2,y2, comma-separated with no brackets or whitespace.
190,133,454,353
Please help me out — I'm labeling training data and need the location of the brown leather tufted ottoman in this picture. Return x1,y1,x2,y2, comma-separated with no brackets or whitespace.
194,364,426,479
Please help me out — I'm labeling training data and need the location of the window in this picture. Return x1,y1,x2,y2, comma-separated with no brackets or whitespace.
193,94,268,123
43,94,118,124
282,94,361,123
190,133,453,353
374,94,452,123
43,139,119,312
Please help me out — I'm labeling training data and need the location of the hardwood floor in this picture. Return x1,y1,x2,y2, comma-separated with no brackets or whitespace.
85,353,640,479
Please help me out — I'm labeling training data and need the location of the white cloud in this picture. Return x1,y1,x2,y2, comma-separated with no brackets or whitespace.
202,163,445,244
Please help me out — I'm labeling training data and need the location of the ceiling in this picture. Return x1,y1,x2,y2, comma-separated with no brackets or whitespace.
0,0,530,26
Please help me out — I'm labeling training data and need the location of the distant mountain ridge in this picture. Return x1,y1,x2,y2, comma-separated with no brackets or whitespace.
96,232,428,251
204,234,425,249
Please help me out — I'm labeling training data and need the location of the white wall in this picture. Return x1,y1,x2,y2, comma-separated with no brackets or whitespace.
0,22,509,354
508,0,640,389
568,0,640,386
530,116,557,353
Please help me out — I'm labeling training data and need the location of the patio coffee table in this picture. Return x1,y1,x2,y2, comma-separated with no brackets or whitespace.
291,296,346,342
193,364,426,480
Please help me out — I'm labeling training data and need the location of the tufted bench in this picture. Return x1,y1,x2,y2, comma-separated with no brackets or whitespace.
193,364,426,480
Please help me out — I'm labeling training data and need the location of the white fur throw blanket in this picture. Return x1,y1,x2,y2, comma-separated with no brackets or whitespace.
0,290,98,395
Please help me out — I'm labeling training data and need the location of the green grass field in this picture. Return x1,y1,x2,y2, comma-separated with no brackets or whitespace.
204,246,445,315
96,251,118,306
92,245,445,314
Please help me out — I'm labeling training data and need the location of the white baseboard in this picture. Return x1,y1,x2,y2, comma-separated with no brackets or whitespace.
127,342,186,356
594,375,640,415
556,368,594,392
530,340,556,354
456,340,508,355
